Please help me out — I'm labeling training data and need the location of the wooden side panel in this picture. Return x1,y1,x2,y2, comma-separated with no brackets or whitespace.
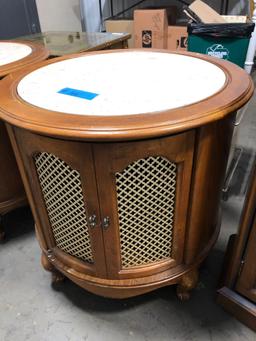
0,121,26,213
217,287,256,332
236,212,256,303
223,159,256,287
217,160,256,330
185,113,235,264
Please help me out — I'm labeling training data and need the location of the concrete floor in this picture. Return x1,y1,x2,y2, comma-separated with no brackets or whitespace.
1,75,256,341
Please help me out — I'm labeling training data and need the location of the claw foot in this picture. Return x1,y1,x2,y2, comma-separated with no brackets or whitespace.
0,216,5,241
0,229,5,241
41,252,65,285
41,252,54,272
52,271,65,284
176,269,199,301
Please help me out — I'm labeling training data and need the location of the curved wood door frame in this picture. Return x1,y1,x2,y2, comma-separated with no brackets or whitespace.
12,127,107,278
184,113,236,264
0,49,253,141
93,131,195,279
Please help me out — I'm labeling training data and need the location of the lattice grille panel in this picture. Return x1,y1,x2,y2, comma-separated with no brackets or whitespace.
34,152,93,263
115,156,177,268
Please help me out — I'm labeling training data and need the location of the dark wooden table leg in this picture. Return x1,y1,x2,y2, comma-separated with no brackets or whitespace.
0,215,5,241
41,252,65,284
176,268,199,301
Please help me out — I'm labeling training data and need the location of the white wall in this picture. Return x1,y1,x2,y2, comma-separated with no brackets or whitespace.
36,0,82,32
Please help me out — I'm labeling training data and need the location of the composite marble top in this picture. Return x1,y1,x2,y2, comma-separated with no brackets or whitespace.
17,51,227,117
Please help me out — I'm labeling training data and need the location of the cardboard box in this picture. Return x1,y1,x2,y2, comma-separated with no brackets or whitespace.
189,0,226,23
222,15,247,23
167,26,188,51
134,9,168,49
105,20,134,48
143,6,178,25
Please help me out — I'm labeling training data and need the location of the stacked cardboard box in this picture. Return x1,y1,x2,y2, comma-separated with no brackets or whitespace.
105,20,134,48
134,9,168,49
106,8,188,51
167,26,187,51
134,9,187,51
105,2,249,51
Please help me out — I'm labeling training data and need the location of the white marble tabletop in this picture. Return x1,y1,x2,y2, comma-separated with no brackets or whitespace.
0,42,32,66
17,51,227,117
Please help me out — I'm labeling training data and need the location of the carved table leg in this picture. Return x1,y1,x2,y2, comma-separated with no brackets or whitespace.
41,252,65,284
176,268,199,301
0,215,5,241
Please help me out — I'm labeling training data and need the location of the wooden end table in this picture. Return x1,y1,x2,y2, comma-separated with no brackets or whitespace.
0,50,253,299
0,40,49,240
14,31,131,57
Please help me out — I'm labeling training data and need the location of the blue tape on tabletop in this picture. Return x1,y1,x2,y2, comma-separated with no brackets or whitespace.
58,87,99,100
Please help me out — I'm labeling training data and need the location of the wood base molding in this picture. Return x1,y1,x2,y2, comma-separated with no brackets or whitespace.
217,287,256,331
42,232,216,299
0,195,27,215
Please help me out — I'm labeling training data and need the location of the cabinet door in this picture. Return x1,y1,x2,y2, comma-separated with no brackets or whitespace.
93,132,194,279
236,212,256,303
14,128,107,278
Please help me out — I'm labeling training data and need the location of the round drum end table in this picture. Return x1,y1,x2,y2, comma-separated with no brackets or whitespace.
0,41,49,240
0,49,253,299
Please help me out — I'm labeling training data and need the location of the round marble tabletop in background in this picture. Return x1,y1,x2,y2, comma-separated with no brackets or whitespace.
0,42,32,66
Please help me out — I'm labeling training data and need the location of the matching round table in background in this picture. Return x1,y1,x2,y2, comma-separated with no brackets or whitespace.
0,41,49,240
0,49,253,299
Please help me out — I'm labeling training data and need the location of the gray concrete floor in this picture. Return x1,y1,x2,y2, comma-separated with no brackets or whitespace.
1,75,256,341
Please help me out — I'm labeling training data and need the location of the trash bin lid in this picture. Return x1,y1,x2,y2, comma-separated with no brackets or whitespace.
187,22,255,38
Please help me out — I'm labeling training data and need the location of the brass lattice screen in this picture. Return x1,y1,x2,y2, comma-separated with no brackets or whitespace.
34,152,93,263
115,156,177,268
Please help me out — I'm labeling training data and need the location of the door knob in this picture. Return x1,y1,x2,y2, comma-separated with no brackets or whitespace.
88,214,97,228
102,216,110,229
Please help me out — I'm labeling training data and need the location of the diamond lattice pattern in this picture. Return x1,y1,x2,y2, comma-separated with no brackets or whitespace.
34,152,93,263
115,156,177,268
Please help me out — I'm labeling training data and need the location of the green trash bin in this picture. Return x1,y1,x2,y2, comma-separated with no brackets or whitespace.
187,22,255,68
